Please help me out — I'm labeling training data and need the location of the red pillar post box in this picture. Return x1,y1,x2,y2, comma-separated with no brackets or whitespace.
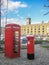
5,24,21,58
27,36,34,60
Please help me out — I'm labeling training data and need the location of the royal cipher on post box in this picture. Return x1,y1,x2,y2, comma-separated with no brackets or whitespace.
27,36,34,60
5,24,21,58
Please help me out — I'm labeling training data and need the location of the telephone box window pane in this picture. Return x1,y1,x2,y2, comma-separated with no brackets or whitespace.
14,31,19,52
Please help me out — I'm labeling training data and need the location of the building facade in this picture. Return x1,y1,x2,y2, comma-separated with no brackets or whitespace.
21,18,49,40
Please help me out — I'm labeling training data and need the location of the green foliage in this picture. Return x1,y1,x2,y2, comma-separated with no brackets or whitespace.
35,40,49,44
35,40,42,44
0,40,4,51
0,47,4,51
0,40,4,44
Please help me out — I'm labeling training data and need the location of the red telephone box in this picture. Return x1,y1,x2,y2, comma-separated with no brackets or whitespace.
27,36,34,60
5,24,21,58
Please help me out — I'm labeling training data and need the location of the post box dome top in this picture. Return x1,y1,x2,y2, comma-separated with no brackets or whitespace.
5,24,20,27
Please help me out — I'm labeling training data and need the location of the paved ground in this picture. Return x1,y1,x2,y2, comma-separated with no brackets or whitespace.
0,44,49,65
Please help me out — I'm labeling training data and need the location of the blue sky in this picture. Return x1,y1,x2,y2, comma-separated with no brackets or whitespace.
1,0,49,26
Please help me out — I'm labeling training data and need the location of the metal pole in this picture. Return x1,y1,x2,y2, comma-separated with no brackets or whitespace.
0,0,1,40
6,0,8,25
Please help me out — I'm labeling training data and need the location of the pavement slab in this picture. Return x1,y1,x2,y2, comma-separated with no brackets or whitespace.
0,44,49,65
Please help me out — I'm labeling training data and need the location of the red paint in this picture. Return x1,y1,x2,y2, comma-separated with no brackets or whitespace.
5,24,21,58
27,36,34,54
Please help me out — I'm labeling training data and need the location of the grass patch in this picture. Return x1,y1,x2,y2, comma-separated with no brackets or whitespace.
42,45,49,48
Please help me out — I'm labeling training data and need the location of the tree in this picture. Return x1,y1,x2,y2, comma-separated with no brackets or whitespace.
44,0,49,15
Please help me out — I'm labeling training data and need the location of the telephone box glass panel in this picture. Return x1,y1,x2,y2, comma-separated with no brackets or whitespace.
14,31,19,52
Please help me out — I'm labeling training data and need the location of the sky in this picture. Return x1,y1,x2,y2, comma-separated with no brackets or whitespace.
1,0,49,27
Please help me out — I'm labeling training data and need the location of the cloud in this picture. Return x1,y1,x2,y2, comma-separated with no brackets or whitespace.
20,16,24,19
1,0,28,17
1,0,27,26
2,0,28,10
1,18,25,27
31,21,41,24
1,18,19,26
17,14,20,17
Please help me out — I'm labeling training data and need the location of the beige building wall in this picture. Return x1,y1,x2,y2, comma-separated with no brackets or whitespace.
21,18,49,38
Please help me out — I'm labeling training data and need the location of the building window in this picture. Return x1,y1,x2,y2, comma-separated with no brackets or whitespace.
42,26,44,27
34,31,36,33
31,28,32,30
27,28,29,33
31,31,32,34
42,31,44,35
38,31,40,33
27,29,29,30
42,31,44,32
42,28,44,30
35,28,36,30
38,28,40,30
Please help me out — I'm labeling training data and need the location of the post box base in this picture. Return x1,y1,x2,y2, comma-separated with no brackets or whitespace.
27,53,34,60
